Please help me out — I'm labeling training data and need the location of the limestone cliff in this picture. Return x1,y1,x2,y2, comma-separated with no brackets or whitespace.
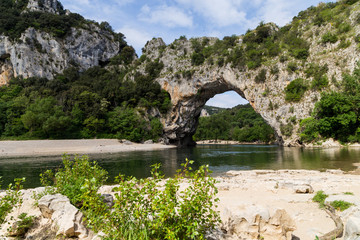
138,2,360,146
2,0,360,146
0,0,120,83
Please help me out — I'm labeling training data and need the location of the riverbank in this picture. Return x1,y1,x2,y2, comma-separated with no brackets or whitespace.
0,139,176,157
1,169,360,239
196,140,273,145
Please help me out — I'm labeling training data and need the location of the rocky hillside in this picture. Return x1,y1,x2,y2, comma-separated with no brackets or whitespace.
137,0,360,146
1,0,360,146
0,0,122,84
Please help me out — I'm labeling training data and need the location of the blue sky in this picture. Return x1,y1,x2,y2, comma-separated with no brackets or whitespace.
60,0,331,108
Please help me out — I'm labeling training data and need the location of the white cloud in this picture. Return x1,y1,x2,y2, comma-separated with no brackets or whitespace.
139,4,193,28
206,91,248,108
118,26,152,54
256,0,298,26
175,0,248,27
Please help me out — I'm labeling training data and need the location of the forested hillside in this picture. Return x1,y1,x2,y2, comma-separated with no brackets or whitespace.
2,0,360,146
0,0,173,142
194,104,275,143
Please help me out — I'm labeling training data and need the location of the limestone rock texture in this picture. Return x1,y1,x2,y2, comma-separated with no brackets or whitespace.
38,194,90,238
139,30,360,146
2,1,360,146
0,0,120,83
26,0,63,14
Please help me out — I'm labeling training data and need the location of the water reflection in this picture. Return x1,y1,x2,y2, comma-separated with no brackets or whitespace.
0,145,359,189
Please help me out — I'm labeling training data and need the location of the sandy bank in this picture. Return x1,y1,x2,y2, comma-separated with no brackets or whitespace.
0,139,176,157
214,169,360,239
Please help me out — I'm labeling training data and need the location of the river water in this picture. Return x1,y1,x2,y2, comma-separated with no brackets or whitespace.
1,144,360,189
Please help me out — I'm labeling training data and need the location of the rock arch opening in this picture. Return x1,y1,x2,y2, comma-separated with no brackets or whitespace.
162,78,278,146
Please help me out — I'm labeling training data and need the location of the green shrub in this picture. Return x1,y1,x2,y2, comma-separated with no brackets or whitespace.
255,69,267,83
313,190,328,208
41,155,107,206
191,52,205,66
330,200,353,211
321,32,338,44
338,39,351,49
300,117,321,143
105,160,220,239
7,213,36,237
0,177,25,224
311,75,329,90
287,62,298,73
280,122,293,137
285,78,308,102
43,156,220,239
292,48,309,60
337,22,351,33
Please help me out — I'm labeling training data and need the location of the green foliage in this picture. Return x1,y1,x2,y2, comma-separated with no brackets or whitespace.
321,32,338,44
330,200,353,211
338,39,351,49
0,60,170,141
313,190,328,208
282,31,310,60
255,69,267,83
311,75,328,90
280,122,293,137
108,105,150,142
299,117,321,142
191,52,205,66
287,62,298,73
0,0,128,47
109,46,135,65
41,155,107,206
0,178,25,224
337,22,351,33
305,63,329,90
285,78,308,102
7,213,36,237
43,156,220,239
104,159,220,239
194,104,275,143
300,64,360,143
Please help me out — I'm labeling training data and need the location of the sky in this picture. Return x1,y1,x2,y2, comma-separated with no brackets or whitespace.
60,0,332,108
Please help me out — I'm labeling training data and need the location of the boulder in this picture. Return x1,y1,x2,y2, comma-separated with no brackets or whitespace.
101,193,114,208
293,184,314,194
144,140,154,144
220,206,296,240
344,216,360,240
38,194,89,238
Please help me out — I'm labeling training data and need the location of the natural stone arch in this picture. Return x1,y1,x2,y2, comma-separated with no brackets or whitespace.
159,69,282,146
143,37,319,146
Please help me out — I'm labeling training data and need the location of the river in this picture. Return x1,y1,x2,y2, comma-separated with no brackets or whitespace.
0,144,360,188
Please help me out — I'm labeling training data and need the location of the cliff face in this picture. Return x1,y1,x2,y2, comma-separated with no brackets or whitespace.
0,0,120,83
139,1,360,146
2,0,360,146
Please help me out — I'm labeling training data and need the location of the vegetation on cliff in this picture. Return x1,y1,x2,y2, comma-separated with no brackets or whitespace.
300,63,360,143
0,0,126,45
0,59,171,141
194,104,275,143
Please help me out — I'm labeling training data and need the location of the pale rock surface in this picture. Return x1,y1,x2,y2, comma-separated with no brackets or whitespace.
219,206,295,240
345,217,360,240
325,195,360,206
38,194,89,238
26,0,62,14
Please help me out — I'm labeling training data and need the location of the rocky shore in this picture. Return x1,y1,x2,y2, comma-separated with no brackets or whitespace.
1,169,360,239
